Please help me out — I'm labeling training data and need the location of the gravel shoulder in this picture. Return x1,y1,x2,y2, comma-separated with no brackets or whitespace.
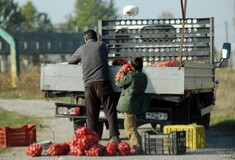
0,99,235,160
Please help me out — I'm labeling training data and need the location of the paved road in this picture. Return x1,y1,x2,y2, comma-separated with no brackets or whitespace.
0,99,235,160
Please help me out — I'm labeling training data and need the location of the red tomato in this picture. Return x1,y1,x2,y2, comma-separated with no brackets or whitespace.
106,141,118,156
47,143,70,156
152,60,177,67
25,144,42,157
112,57,128,65
85,144,105,156
69,145,83,156
118,141,130,156
115,63,133,81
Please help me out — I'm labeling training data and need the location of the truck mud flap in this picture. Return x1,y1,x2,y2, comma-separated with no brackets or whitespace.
200,104,214,116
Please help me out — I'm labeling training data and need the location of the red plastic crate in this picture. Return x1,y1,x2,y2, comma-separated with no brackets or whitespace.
0,124,36,147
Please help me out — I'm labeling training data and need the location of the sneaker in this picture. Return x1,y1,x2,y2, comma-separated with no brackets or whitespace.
110,136,120,143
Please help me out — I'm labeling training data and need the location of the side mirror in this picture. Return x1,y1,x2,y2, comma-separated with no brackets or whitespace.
221,43,231,59
215,42,231,67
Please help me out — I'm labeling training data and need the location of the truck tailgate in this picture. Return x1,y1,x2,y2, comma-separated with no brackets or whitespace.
40,62,214,95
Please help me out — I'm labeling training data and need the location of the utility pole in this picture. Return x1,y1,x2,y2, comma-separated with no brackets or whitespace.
224,21,229,67
225,21,228,42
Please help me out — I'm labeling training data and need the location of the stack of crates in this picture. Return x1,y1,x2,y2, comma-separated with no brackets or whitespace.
142,130,186,155
163,125,205,149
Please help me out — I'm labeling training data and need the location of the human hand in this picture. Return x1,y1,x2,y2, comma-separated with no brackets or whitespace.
115,70,124,81
119,70,124,78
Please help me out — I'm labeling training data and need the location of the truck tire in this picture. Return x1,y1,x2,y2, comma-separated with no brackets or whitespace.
97,121,104,139
197,114,210,129
151,123,157,130
73,119,86,133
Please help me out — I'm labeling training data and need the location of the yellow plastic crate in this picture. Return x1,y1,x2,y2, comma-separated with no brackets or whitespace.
163,125,205,149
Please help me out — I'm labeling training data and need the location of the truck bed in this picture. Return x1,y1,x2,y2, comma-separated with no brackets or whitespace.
40,62,214,95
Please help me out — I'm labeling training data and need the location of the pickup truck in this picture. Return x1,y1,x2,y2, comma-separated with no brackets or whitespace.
40,17,230,138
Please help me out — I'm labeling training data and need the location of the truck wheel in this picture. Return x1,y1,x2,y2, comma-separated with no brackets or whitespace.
197,114,210,129
151,123,157,130
97,121,104,139
73,119,85,133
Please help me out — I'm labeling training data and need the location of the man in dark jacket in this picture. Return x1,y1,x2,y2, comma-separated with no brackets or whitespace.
68,29,120,143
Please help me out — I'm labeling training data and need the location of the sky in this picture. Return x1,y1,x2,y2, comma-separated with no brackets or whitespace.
17,0,234,50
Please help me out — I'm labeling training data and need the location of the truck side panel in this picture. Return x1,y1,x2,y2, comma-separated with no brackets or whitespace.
144,66,184,94
184,62,215,90
40,63,84,91
40,63,186,94
40,62,215,95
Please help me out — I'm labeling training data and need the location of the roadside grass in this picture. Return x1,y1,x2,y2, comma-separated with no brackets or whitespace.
212,68,235,132
0,108,42,127
0,67,44,99
210,114,235,132
0,108,42,154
